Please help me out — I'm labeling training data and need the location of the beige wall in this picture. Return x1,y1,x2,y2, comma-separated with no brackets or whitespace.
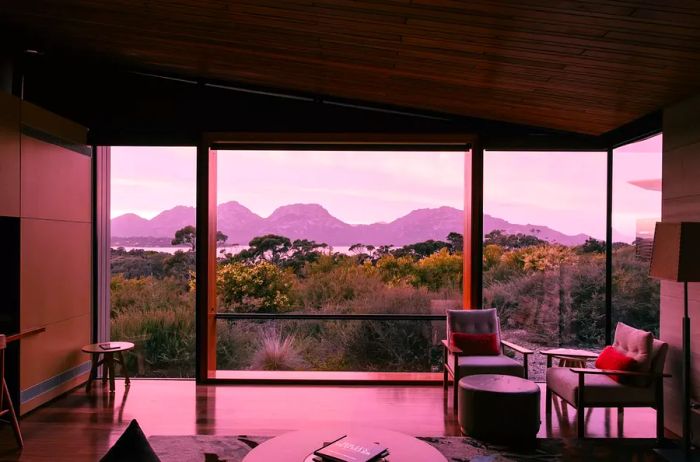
661,93,700,440
0,90,92,414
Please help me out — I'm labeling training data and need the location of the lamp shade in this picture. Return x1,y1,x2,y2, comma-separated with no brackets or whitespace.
649,222,700,282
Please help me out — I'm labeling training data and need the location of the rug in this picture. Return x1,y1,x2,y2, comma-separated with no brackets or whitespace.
148,435,662,462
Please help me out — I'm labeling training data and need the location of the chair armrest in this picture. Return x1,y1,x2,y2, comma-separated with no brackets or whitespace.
501,340,533,355
570,368,671,378
441,339,464,355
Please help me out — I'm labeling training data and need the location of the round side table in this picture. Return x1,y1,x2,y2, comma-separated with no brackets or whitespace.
82,342,134,393
541,348,598,368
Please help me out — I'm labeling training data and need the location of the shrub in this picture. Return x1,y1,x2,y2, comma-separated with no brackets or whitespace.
250,328,306,371
110,275,195,377
217,261,294,312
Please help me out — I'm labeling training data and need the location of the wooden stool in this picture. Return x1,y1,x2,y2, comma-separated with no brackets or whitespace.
82,342,134,393
0,334,22,447
0,327,46,448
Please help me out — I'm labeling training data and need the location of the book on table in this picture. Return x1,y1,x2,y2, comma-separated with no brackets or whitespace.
98,343,120,350
313,435,389,462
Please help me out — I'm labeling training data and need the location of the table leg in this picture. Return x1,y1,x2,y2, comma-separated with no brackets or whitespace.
86,354,99,392
2,378,23,447
104,352,115,392
117,351,131,386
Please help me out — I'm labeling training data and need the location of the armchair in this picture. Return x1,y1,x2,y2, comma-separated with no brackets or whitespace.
545,323,669,439
443,309,533,410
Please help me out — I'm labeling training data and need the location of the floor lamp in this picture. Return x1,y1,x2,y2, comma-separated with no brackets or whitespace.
651,222,700,461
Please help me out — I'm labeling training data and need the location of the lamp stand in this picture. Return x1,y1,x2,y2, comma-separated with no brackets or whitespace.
656,282,700,461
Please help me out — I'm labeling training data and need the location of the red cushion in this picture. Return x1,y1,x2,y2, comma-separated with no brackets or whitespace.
595,345,638,383
450,332,499,356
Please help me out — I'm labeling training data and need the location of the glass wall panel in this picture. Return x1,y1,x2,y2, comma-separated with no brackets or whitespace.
483,151,607,381
612,135,662,336
110,147,196,377
215,150,463,372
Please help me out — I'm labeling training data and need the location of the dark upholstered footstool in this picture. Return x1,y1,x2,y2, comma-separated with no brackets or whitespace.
458,374,540,443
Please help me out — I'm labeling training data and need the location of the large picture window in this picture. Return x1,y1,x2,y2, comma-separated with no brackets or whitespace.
483,150,607,381
214,150,464,373
612,135,662,336
109,146,197,378
102,135,661,382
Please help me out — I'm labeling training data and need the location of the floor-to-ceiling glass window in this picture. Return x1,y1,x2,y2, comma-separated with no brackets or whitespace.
214,150,464,374
109,146,197,377
612,135,662,336
483,151,607,381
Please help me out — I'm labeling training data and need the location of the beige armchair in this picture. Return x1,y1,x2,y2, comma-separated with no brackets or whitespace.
443,309,533,411
546,323,669,439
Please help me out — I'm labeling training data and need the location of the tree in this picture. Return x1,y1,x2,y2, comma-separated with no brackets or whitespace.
484,230,547,249
447,232,463,252
394,240,449,259
172,225,196,250
236,234,292,264
171,226,228,252
285,239,328,273
579,237,605,254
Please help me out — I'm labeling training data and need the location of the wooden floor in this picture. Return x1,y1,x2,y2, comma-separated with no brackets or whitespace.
0,379,667,461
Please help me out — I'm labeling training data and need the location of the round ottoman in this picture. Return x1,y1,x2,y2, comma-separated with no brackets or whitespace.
458,374,540,443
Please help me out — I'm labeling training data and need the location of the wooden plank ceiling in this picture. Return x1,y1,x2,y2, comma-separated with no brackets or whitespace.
2,0,700,135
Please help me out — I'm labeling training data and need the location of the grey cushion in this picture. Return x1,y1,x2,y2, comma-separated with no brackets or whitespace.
449,353,524,378
546,367,655,407
613,322,653,372
650,339,669,375
447,308,501,343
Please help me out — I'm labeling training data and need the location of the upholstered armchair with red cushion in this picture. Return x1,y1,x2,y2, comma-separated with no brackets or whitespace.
545,322,669,439
443,309,533,411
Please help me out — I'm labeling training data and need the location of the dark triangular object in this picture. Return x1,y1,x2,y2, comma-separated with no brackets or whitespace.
100,419,161,462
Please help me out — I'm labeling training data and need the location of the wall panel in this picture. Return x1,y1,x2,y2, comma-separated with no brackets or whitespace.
14,98,91,415
20,219,91,328
661,93,700,441
20,135,91,222
0,91,20,217
19,314,91,414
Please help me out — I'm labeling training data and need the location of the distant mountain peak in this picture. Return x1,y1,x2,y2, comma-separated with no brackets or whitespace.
113,212,147,220
111,201,591,247
269,203,331,216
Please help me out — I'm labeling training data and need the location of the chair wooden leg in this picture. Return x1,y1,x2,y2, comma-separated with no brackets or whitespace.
2,379,23,447
577,372,585,438
452,378,459,412
577,406,585,438
443,346,448,390
656,381,665,443
546,386,552,415
617,407,625,437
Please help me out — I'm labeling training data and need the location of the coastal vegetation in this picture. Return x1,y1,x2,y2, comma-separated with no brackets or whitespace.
110,230,659,380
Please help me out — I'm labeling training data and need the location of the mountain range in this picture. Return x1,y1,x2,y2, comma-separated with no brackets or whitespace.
111,201,592,247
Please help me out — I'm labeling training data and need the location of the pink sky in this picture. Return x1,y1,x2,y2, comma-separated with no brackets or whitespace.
110,134,661,242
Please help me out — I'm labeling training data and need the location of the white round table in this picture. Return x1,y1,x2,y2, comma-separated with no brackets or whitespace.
242,428,447,462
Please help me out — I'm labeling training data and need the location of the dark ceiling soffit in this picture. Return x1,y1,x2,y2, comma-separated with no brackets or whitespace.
601,110,662,149
11,48,654,151
135,70,450,122
205,132,475,150
209,143,471,151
